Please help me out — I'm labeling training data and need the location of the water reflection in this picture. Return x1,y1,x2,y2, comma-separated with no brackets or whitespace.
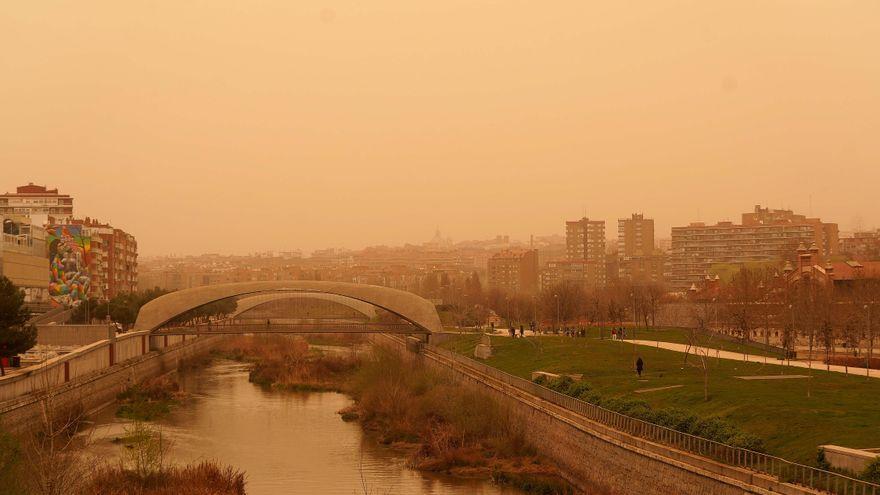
87,361,522,495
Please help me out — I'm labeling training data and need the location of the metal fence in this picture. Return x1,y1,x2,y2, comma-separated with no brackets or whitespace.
391,337,879,495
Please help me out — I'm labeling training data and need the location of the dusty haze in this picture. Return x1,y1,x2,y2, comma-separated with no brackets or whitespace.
2,1,878,255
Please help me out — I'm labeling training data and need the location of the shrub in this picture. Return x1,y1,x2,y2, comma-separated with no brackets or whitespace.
85,461,246,495
117,375,183,421
532,376,766,453
863,457,880,484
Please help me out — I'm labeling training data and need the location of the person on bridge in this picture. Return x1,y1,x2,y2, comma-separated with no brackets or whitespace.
636,357,644,377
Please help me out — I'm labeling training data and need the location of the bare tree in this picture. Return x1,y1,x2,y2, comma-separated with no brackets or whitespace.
686,291,716,401
22,394,92,495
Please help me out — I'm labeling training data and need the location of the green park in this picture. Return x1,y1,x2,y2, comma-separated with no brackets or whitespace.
439,330,880,467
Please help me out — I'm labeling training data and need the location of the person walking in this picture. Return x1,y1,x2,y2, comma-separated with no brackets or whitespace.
636,357,644,377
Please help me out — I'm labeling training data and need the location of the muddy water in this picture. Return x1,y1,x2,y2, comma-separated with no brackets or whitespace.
86,360,524,495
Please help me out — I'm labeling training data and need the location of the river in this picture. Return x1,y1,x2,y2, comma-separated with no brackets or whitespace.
85,360,524,495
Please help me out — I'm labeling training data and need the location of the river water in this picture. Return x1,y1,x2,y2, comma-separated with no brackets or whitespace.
86,360,523,495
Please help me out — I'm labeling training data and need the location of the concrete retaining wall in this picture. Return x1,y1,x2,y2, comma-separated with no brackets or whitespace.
0,332,213,434
821,445,879,474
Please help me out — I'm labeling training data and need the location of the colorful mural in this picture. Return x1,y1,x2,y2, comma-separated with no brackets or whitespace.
46,225,91,306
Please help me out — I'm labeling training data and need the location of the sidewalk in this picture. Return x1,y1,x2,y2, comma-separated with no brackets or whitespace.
617,339,879,380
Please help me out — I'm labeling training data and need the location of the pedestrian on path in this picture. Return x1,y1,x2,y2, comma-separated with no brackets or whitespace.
636,357,644,377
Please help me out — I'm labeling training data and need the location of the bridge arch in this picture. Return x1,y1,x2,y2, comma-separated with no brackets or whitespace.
133,281,442,334
229,293,378,321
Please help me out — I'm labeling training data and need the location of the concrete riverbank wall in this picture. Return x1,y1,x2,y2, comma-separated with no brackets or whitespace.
0,332,219,434
378,335,823,495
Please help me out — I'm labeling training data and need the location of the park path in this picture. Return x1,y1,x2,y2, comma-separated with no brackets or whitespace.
617,339,879,380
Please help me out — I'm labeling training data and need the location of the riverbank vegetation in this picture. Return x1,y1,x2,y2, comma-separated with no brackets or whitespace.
440,334,880,465
344,346,574,495
213,335,361,392
86,422,246,495
0,397,244,495
116,374,186,421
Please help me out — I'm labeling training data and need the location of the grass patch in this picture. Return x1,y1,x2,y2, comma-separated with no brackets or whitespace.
439,334,880,465
116,375,185,421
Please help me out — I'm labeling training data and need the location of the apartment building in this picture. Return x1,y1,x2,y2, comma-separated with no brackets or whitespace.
565,217,606,287
617,213,665,283
0,183,74,226
0,215,49,306
487,249,539,295
670,205,839,291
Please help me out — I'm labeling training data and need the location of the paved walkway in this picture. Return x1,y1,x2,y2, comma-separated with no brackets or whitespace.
618,339,880,380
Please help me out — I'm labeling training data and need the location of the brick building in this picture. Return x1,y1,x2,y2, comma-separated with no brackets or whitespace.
487,249,538,295
617,213,665,284
840,230,880,260
66,218,139,299
565,217,606,287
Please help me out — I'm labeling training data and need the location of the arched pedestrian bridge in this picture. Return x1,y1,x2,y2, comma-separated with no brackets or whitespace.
133,281,442,337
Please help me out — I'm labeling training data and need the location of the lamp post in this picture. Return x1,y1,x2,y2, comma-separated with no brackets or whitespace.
554,294,560,333
865,304,871,379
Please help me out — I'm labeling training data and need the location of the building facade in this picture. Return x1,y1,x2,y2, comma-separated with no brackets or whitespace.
63,218,139,299
540,259,604,292
0,215,50,306
617,213,665,284
840,230,880,260
0,183,74,226
487,249,538,295
670,205,839,291
565,217,606,287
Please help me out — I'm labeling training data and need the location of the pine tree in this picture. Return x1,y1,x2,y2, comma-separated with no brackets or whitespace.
0,276,37,375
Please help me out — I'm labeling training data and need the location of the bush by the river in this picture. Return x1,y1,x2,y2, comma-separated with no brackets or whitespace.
84,461,246,495
533,375,765,452
348,346,572,494
214,335,361,391
116,375,185,421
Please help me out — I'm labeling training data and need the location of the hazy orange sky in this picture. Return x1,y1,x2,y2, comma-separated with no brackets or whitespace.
3,1,879,255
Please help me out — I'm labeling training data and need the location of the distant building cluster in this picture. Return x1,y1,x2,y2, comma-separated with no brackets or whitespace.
134,203,880,305
2,179,868,314
0,183,138,310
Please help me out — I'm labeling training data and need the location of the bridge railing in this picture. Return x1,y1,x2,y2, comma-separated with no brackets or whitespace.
404,338,878,495
154,322,423,335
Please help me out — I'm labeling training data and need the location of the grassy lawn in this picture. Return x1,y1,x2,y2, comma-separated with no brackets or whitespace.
438,334,880,466
607,326,786,359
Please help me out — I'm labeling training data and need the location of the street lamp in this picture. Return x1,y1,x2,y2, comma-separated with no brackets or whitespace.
865,304,871,379
554,294,560,333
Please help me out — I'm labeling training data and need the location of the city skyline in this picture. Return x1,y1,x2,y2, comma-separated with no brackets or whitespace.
2,175,877,257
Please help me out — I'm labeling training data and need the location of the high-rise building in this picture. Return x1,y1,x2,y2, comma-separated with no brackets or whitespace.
65,217,139,299
0,215,49,307
565,217,606,287
670,205,839,291
618,213,665,284
0,183,74,226
487,249,538,294
618,213,654,258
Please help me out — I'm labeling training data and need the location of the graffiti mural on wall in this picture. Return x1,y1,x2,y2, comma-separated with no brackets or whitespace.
47,225,91,306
